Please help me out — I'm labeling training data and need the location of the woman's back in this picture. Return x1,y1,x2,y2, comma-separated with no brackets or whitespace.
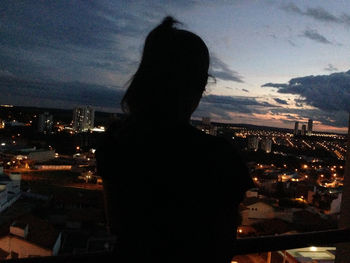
97,120,252,262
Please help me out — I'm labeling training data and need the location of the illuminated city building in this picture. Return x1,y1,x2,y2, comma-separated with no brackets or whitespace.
247,135,259,151
301,124,307,136
294,121,299,135
72,106,95,132
260,138,272,153
37,112,53,133
307,119,313,136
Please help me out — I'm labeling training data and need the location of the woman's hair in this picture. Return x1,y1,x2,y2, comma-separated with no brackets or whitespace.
121,16,210,121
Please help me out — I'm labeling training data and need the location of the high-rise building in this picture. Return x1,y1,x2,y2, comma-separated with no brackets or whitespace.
294,121,299,135
307,119,313,136
247,135,259,151
301,124,307,136
38,112,53,133
72,106,95,132
260,137,272,153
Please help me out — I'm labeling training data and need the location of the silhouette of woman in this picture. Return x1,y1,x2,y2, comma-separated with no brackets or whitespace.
97,16,253,263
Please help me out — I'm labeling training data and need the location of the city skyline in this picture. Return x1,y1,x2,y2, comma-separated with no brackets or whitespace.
1,1,350,133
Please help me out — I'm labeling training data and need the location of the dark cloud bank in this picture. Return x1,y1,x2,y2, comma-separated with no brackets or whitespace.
195,94,274,121
0,0,243,86
263,70,350,127
0,75,266,120
0,76,124,112
210,55,244,83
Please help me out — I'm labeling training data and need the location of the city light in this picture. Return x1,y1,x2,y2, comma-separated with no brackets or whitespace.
310,246,317,252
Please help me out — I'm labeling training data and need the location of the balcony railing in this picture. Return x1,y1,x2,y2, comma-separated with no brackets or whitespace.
3,228,350,262
235,227,350,255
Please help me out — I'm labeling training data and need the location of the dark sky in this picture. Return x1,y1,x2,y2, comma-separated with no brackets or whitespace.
1,0,350,133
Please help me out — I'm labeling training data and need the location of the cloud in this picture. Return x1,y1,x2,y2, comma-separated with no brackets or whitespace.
0,76,124,111
301,29,332,44
282,3,350,29
294,98,306,107
287,40,297,47
210,55,244,83
262,70,350,113
273,98,288,105
0,1,202,86
303,7,339,23
269,107,348,128
0,1,137,84
261,83,289,89
0,74,278,125
202,95,273,107
282,3,303,15
193,94,275,121
194,92,347,131
324,64,338,72
282,3,345,24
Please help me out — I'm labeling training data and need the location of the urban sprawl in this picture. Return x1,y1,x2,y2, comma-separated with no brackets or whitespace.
0,105,347,261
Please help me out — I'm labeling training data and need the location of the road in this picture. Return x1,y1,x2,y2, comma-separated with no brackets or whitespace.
63,183,103,190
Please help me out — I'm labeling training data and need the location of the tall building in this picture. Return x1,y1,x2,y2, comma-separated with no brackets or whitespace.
294,121,299,135
247,135,259,151
301,124,307,136
307,119,313,136
260,137,272,153
37,112,53,133
72,106,95,132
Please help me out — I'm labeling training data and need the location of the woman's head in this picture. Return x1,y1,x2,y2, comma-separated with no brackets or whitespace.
122,16,210,122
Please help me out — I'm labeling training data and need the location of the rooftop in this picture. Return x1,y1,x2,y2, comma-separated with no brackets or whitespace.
2,214,59,249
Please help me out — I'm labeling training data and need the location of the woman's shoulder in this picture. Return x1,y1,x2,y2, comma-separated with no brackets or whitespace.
188,126,254,194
